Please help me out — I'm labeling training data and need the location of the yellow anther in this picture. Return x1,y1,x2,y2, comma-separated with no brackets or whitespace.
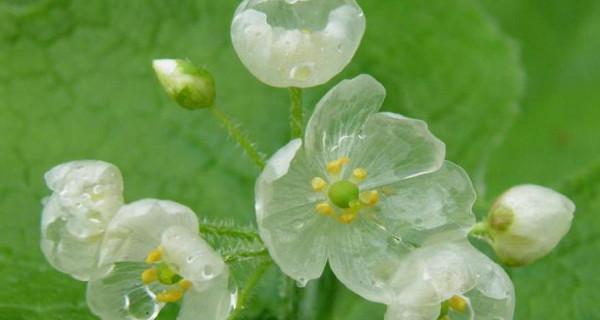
326,157,350,174
360,190,379,206
337,212,357,224
145,247,163,264
178,279,193,290
315,202,333,216
448,295,468,313
352,168,368,180
311,177,327,192
141,268,158,284
156,289,184,303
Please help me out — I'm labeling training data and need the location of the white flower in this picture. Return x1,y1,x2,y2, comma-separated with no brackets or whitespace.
478,184,575,266
231,0,366,88
255,74,476,303
385,241,515,320
153,59,216,109
87,199,232,320
41,160,124,280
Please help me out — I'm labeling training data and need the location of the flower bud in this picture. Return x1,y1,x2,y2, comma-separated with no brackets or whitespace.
483,184,575,266
231,0,366,88
153,59,216,109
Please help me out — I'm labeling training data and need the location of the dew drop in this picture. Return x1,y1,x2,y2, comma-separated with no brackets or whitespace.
289,64,314,81
293,222,305,230
202,265,214,279
336,44,343,53
296,277,308,287
186,255,194,263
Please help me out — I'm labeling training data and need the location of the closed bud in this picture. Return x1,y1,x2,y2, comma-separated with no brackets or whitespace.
153,59,216,110
483,184,575,267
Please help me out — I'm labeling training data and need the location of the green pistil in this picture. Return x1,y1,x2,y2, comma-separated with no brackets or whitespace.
156,262,183,285
328,180,359,208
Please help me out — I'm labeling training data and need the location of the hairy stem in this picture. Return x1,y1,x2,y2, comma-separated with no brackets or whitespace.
199,223,263,242
228,260,272,320
224,249,270,264
210,107,266,169
289,87,304,139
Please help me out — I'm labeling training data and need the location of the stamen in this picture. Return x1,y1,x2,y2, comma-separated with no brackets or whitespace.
311,177,327,192
315,202,333,216
141,268,158,284
179,279,193,290
326,157,350,174
156,289,184,303
448,295,467,313
145,247,163,264
360,190,379,206
352,168,368,180
337,212,357,224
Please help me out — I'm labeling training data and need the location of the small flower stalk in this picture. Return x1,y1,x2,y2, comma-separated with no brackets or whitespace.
474,184,575,266
153,59,216,110
231,0,366,88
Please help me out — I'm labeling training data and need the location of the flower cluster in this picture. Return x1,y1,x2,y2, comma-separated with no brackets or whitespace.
41,161,233,320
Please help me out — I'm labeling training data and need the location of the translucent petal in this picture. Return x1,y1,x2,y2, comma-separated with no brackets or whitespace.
375,161,476,246
161,226,226,289
384,303,439,320
255,139,332,284
304,74,386,165
40,160,124,280
350,113,445,188
87,262,163,320
385,241,515,320
98,199,199,266
178,273,233,320
231,0,365,88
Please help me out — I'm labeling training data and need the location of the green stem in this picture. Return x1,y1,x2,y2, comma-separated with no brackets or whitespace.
469,221,490,238
289,87,304,139
228,260,272,320
224,249,270,264
199,223,263,243
210,107,266,169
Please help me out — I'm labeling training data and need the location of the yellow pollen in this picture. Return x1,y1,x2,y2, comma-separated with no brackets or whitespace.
311,177,327,192
326,157,350,174
352,168,368,180
337,212,357,224
141,268,158,284
156,289,184,303
448,295,468,313
360,190,379,206
315,202,333,216
178,279,193,290
145,247,163,264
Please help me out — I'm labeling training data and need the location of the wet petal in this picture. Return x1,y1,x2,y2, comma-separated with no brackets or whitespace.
304,74,385,164
86,262,163,320
98,199,199,266
351,113,445,188
384,303,439,320
256,139,332,284
41,160,124,280
376,161,476,245
178,273,233,320
161,226,226,289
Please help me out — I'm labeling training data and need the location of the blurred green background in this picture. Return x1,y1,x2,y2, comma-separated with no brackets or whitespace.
0,0,598,319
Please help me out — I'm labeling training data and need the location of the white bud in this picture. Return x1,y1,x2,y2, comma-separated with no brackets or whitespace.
484,184,575,266
231,0,366,88
153,59,216,109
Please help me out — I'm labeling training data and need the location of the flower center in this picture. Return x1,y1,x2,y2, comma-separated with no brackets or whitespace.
438,295,469,320
310,157,380,224
328,180,359,208
141,246,193,303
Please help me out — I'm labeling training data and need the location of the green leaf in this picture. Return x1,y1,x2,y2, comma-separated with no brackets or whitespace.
0,0,526,319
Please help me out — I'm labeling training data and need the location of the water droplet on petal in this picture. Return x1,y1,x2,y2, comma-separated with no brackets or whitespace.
289,64,314,81
296,277,308,287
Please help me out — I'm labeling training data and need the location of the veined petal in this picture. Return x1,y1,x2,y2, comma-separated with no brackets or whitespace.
385,241,514,320
98,199,199,266
41,160,124,280
351,113,445,188
161,226,226,289
256,139,332,284
304,74,385,164
178,273,233,320
87,262,163,320
376,161,476,246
